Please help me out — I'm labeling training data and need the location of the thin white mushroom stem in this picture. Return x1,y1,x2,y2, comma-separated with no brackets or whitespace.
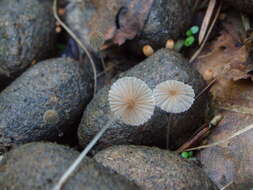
53,77,155,190
52,119,114,190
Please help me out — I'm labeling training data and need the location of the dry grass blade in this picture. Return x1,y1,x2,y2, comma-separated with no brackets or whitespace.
220,181,233,190
195,78,216,100
199,0,216,44
53,0,97,95
190,2,222,63
185,123,253,151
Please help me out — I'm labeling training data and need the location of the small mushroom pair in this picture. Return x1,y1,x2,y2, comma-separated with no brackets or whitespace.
109,77,195,126
53,77,195,190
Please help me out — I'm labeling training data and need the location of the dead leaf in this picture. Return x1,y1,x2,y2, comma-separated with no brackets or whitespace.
194,15,253,189
195,21,253,85
88,0,154,47
112,0,154,45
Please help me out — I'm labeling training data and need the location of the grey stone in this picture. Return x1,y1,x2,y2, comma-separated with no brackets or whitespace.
0,0,56,86
0,58,93,149
78,49,209,150
0,142,140,190
94,145,219,190
129,0,191,53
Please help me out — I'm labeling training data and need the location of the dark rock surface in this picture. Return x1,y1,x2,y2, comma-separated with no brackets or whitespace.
78,49,208,151
0,142,140,190
94,145,219,190
129,0,191,53
0,0,56,87
0,58,93,149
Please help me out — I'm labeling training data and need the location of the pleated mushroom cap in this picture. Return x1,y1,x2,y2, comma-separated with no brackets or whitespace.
153,80,195,113
108,77,155,126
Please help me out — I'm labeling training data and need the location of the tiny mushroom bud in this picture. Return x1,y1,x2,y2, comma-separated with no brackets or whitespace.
58,8,65,16
153,80,195,113
203,69,213,81
55,26,62,33
109,77,155,126
142,45,154,57
166,39,175,49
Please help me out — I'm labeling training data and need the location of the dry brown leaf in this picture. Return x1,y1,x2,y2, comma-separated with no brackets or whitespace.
195,22,253,101
194,17,253,189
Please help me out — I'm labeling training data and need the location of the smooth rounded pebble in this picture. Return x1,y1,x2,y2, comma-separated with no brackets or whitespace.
0,57,93,149
94,145,219,190
78,49,209,151
0,142,140,190
0,0,56,86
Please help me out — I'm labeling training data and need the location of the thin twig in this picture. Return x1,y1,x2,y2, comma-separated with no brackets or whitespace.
195,78,217,100
53,0,97,95
53,121,112,190
199,0,216,44
177,125,209,153
190,2,222,63
177,114,223,153
185,123,253,151
220,181,233,190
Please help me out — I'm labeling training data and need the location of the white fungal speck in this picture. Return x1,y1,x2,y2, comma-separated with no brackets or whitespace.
153,80,195,113
108,77,155,126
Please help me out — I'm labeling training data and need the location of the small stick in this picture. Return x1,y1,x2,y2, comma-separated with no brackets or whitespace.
190,2,222,63
53,0,97,95
185,122,253,152
199,0,216,44
177,114,223,153
195,78,217,100
220,181,233,190
177,124,209,153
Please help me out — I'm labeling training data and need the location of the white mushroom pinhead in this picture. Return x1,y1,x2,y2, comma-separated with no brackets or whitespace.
153,80,195,113
109,77,155,126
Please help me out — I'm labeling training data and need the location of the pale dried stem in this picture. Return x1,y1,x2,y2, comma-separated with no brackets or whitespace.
190,2,222,63
53,0,97,95
185,123,253,151
199,0,216,44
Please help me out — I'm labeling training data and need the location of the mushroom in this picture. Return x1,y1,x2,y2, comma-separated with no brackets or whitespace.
153,80,195,113
142,45,154,57
109,77,155,126
53,77,155,190
165,39,175,49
